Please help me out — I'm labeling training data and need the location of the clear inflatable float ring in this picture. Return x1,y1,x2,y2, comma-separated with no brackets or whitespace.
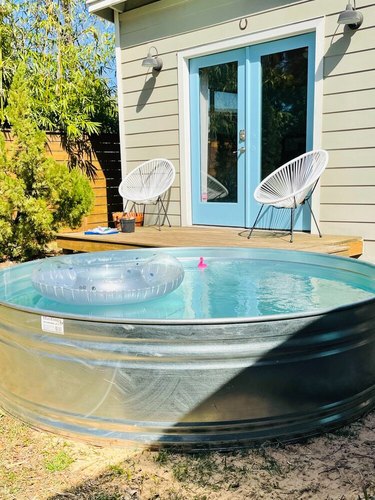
32,252,185,305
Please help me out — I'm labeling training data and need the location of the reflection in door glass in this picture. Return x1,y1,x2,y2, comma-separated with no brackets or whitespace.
199,62,238,203
261,47,308,179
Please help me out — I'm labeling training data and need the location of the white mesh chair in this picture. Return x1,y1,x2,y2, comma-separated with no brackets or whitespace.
118,158,175,230
247,150,329,242
207,174,229,201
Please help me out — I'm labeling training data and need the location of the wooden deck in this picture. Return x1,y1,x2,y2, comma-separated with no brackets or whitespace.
56,227,363,258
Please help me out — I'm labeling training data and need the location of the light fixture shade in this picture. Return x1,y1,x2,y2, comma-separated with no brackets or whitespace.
337,3,363,29
142,47,163,72
142,54,156,67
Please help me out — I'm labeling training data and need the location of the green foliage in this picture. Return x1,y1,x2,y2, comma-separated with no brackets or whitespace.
0,1,18,123
44,450,74,472
261,49,308,178
201,62,238,202
0,67,94,262
0,0,118,177
107,464,133,480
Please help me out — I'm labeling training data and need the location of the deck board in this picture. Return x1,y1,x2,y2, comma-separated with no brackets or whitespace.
57,227,363,258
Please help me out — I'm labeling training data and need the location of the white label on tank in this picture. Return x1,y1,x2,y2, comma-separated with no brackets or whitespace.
41,316,64,335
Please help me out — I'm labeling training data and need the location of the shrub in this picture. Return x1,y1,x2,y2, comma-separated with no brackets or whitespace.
0,67,94,262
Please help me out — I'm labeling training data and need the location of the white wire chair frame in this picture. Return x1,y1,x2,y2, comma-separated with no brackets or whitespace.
247,150,329,242
118,158,176,230
207,174,229,201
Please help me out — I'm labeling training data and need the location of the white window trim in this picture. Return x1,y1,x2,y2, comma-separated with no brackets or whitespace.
177,17,325,228
114,12,128,190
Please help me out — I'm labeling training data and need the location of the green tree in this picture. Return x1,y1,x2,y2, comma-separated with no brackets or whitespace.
0,66,94,262
1,0,118,178
0,1,17,123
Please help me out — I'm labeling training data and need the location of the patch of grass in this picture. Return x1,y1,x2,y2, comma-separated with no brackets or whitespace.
164,489,187,500
154,449,170,465
332,421,362,439
107,463,132,480
44,450,74,472
0,414,31,444
3,469,18,484
170,452,249,492
91,494,123,500
252,445,285,476
0,467,22,497
179,453,219,484
358,485,375,500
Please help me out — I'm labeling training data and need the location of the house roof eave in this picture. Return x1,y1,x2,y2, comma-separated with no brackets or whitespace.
87,0,160,21
87,1,125,21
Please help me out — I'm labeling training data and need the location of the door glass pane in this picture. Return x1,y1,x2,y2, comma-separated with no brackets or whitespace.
199,62,238,203
261,47,308,179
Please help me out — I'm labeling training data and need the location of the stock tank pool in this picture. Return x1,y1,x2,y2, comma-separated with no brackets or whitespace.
0,247,374,449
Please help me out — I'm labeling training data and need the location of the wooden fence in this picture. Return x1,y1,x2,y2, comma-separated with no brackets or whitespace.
2,131,123,231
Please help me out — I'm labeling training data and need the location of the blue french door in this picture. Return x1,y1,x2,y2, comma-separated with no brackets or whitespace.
190,49,247,226
190,33,315,230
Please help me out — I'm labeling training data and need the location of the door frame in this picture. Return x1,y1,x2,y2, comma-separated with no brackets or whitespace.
177,17,325,229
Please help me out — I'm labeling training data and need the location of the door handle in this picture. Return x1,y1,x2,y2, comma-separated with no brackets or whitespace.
233,147,246,154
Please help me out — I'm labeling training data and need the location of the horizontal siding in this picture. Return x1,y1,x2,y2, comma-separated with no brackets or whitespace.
125,145,179,161
324,25,375,56
361,241,375,263
119,0,375,55
324,69,375,95
324,48,375,77
124,100,178,120
118,0,375,259
326,148,375,168
323,109,375,132
126,130,179,148
323,167,375,185
123,84,178,107
321,2,375,260
321,221,374,240
119,0,347,52
320,187,375,205
121,51,177,71
123,68,178,93
125,114,179,135
166,215,181,225
323,89,375,114
323,129,375,150
125,161,181,183
169,186,181,200
320,205,375,223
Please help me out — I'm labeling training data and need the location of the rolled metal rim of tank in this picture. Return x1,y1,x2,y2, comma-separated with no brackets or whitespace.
0,246,375,325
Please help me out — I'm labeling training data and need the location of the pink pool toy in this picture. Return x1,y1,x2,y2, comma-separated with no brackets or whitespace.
198,257,207,269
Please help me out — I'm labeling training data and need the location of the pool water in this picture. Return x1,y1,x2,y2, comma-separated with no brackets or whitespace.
1,248,374,321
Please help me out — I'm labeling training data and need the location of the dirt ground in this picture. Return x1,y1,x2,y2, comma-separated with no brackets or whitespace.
0,408,374,500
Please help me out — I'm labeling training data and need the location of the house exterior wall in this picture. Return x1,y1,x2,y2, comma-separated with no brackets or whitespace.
116,0,375,261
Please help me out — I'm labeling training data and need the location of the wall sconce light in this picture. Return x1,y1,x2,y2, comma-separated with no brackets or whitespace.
142,46,163,72
337,1,363,30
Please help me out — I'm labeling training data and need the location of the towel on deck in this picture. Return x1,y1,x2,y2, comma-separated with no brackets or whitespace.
84,227,119,235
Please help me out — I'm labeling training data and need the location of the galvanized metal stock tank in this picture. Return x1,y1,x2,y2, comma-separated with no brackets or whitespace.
0,248,374,449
